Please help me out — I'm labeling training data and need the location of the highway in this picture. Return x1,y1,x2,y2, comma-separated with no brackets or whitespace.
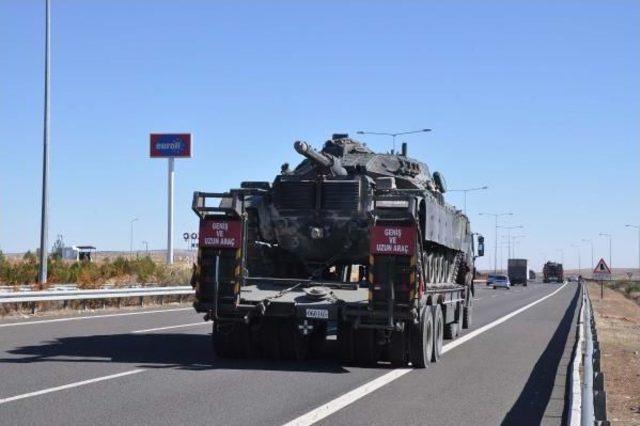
0,281,579,426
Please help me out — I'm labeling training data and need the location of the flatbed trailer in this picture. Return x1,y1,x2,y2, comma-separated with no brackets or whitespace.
191,190,482,367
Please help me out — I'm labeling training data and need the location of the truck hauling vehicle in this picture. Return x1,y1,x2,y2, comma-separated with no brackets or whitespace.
543,261,564,283
191,134,484,367
507,259,528,286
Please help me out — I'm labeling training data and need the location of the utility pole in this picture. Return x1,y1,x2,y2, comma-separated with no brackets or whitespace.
448,186,488,215
129,218,138,258
582,238,594,271
37,0,51,287
498,225,524,259
142,240,149,254
480,212,513,273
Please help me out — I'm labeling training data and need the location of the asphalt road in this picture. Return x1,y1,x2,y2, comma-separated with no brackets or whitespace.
0,281,580,426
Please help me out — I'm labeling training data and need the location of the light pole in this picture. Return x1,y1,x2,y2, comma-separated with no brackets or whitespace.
582,238,594,271
479,212,513,273
510,235,526,257
37,0,52,287
498,225,524,258
448,186,488,215
129,218,138,258
599,233,612,270
557,249,564,264
625,225,640,275
571,244,582,277
356,129,431,154
142,240,149,254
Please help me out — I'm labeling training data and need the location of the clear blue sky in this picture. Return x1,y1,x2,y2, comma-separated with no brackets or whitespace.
1,1,638,271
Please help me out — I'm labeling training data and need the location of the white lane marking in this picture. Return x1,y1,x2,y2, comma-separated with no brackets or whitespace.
284,282,568,426
132,322,209,333
0,369,145,405
473,297,482,301
0,308,192,328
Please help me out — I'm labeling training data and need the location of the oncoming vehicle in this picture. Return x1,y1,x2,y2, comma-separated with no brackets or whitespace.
491,274,511,289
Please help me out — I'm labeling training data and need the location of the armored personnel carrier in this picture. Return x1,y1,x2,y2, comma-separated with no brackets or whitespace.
191,133,484,367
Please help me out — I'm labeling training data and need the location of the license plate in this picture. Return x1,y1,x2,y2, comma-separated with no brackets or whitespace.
305,309,329,319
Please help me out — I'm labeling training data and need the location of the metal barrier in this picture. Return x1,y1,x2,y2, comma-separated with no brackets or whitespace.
568,283,609,426
0,286,194,304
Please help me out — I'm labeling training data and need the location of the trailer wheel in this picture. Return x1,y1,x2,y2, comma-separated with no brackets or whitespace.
388,330,407,367
212,323,234,358
431,304,443,362
260,319,281,360
337,322,355,363
463,297,473,329
354,329,377,366
409,305,433,368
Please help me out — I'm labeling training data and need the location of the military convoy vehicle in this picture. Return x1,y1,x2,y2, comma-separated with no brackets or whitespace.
190,133,484,367
543,261,564,283
507,259,528,286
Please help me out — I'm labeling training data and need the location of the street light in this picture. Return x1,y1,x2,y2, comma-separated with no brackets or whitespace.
582,238,594,271
498,225,524,258
447,185,489,215
129,218,139,257
557,249,564,264
510,235,526,258
37,0,52,287
570,244,582,277
625,225,639,274
142,240,149,254
479,212,513,273
356,128,431,154
599,233,612,270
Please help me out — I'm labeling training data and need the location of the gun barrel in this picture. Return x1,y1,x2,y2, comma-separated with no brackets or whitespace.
294,141,332,168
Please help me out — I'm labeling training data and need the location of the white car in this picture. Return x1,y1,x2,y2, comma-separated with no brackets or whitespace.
490,274,511,289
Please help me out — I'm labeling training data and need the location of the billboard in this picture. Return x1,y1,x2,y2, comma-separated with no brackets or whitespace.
150,133,192,158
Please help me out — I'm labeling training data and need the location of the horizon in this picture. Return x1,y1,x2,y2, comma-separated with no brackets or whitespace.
1,1,639,271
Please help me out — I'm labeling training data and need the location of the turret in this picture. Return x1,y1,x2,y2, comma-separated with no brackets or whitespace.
294,141,347,176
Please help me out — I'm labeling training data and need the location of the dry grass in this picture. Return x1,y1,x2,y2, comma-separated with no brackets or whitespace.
588,283,640,425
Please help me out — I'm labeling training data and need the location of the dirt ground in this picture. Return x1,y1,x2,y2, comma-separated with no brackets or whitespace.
588,282,640,425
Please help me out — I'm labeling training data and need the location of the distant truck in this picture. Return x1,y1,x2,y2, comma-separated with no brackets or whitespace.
507,259,528,286
528,270,536,280
543,262,564,283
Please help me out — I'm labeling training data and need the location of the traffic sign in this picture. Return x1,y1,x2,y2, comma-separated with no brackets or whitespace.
593,258,611,280
150,133,192,158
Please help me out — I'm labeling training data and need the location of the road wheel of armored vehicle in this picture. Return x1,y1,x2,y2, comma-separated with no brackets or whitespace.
409,305,433,368
463,295,473,329
431,304,443,363
354,329,377,366
388,330,407,367
337,322,355,363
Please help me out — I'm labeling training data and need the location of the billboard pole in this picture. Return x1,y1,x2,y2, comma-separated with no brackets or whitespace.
167,157,175,264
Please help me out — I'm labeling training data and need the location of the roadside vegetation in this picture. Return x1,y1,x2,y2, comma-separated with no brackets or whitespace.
605,280,640,305
0,250,191,288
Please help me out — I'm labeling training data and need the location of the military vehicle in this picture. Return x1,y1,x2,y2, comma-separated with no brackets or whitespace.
543,261,564,283
191,133,484,367
507,259,528,286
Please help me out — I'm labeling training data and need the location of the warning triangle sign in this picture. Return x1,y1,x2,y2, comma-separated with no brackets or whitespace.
593,258,611,274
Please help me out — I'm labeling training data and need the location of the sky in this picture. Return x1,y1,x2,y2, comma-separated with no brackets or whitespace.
0,0,638,272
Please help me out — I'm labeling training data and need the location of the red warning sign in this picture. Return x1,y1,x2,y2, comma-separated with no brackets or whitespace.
199,220,242,248
370,225,416,256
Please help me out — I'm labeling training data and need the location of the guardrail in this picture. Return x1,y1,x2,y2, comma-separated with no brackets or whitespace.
568,283,609,426
0,286,194,313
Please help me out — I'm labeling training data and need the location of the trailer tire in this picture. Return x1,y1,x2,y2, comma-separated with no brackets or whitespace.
409,305,433,368
431,304,443,363
337,322,355,363
354,329,377,366
388,330,407,367
463,298,473,329
261,319,281,360
212,323,234,358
